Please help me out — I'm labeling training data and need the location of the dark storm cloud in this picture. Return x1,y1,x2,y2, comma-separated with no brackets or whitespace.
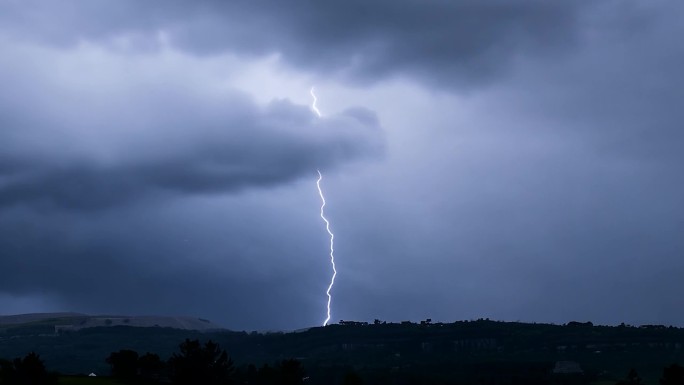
0,43,383,209
0,0,599,88
0,106,382,210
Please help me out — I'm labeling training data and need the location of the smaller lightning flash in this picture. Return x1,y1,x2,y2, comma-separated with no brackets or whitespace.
310,87,322,118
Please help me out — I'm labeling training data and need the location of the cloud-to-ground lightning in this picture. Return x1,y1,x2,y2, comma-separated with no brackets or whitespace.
310,87,335,326
316,170,336,326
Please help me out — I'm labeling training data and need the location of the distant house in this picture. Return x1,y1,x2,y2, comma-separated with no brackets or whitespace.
552,361,583,374
640,324,666,330
339,320,368,326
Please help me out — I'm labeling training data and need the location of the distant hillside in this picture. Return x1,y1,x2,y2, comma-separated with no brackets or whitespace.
0,312,224,332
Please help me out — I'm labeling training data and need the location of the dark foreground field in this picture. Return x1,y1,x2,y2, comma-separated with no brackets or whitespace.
58,377,122,385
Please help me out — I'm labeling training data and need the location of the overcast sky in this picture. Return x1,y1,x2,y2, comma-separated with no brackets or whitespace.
1,0,683,331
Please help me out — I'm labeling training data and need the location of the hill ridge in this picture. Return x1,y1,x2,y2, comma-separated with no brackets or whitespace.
0,312,224,331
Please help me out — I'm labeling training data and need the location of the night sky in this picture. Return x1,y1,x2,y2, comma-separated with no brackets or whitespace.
1,0,683,331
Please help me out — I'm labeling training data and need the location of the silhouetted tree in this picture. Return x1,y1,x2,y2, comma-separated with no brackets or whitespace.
168,339,234,385
244,364,259,385
0,359,14,384
279,359,305,385
0,352,57,385
257,363,277,385
139,352,164,382
107,349,139,380
661,364,684,385
616,369,642,385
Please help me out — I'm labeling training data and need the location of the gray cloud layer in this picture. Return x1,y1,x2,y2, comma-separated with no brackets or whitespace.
0,0,600,88
1,0,684,330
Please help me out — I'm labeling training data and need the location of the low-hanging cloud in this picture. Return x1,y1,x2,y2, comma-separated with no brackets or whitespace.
0,41,384,210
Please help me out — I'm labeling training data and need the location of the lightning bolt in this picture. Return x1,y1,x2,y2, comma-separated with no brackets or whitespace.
310,87,335,326
317,170,336,326
310,87,322,118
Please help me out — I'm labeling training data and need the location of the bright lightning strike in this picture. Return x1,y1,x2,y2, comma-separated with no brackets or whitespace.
316,170,336,326
310,87,322,118
310,86,335,326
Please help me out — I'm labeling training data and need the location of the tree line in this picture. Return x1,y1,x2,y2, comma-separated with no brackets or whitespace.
0,339,308,385
105,338,306,385
2,338,684,385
